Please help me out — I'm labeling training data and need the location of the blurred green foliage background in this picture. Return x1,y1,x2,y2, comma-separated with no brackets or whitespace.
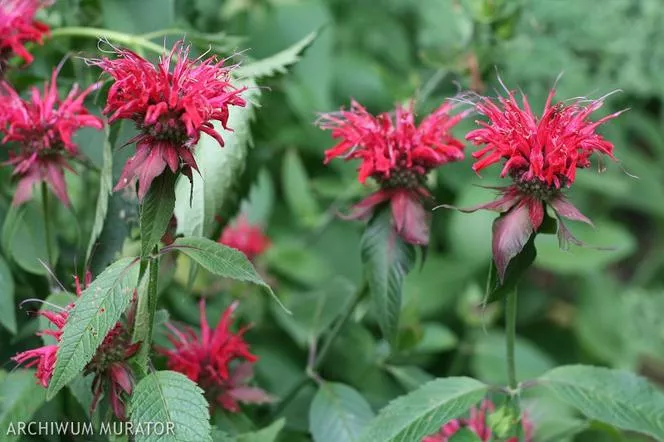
1,0,664,441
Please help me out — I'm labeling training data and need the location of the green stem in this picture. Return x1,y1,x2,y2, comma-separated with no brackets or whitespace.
142,247,160,370
49,27,165,55
506,287,524,441
268,280,367,420
41,182,54,271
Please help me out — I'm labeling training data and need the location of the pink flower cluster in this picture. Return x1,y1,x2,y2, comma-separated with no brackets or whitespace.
0,0,50,68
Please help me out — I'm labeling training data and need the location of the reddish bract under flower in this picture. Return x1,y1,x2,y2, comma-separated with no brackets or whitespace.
422,400,533,442
0,70,102,206
445,85,622,280
319,100,467,245
89,41,246,200
159,300,271,412
468,87,622,188
218,216,270,261
12,272,140,420
0,0,51,67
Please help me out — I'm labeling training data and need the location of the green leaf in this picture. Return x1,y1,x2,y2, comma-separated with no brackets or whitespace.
487,236,536,303
236,418,286,442
282,149,320,227
2,199,58,275
236,31,318,79
0,370,47,441
129,370,211,442
86,126,113,263
0,254,16,333
140,171,176,258
358,377,488,442
310,382,375,442
540,365,664,440
449,429,482,442
169,237,279,303
384,365,435,392
101,0,174,34
174,82,259,238
47,257,139,399
242,168,275,226
361,208,415,343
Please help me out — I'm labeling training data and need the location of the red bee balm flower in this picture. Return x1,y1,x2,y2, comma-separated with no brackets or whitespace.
218,216,270,261
159,300,271,412
12,273,140,420
318,100,467,245
446,85,623,280
0,0,51,68
90,41,246,199
0,70,103,206
423,400,533,442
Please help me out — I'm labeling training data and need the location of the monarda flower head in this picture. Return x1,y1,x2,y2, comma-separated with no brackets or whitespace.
0,69,103,206
89,41,246,199
423,400,533,442
12,273,140,420
218,216,270,262
318,100,467,245
445,84,623,280
159,300,271,412
0,0,51,70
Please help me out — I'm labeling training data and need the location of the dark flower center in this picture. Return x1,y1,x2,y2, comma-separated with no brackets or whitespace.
85,326,131,375
139,111,189,145
512,170,562,201
379,168,427,190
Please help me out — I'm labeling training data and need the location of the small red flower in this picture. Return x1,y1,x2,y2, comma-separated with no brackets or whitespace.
159,300,271,412
0,0,51,68
444,84,623,280
12,272,140,420
318,100,467,245
422,400,534,442
89,41,246,200
218,216,270,261
0,70,103,206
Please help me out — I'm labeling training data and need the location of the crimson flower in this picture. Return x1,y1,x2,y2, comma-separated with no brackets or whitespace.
0,0,51,70
318,100,467,245
218,216,270,261
159,300,271,412
423,400,533,442
12,272,140,420
0,70,103,206
444,85,623,280
89,41,246,200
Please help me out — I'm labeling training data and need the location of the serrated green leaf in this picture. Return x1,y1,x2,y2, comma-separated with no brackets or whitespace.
235,31,318,79
0,254,16,333
140,171,176,258
236,418,285,442
174,82,259,238
129,371,211,442
358,377,488,442
0,370,48,441
169,236,278,301
309,382,375,442
361,208,415,344
47,257,140,399
540,365,664,440
282,149,320,227
86,126,113,263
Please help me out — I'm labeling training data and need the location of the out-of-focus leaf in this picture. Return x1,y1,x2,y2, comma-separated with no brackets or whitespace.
361,208,415,344
471,331,555,385
535,220,636,274
309,382,375,442
0,254,16,333
174,82,259,238
449,429,482,442
85,126,113,263
101,0,175,34
241,169,275,227
236,31,318,79
236,418,285,442
540,365,664,441
129,371,211,442
358,377,488,442
0,370,47,441
282,149,320,227
384,365,435,392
